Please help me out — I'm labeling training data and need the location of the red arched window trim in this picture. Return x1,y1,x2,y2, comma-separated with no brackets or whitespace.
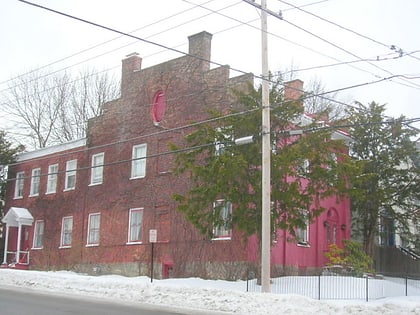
152,90,166,125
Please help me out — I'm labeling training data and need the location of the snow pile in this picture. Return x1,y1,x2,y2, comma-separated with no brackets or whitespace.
1,269,420,314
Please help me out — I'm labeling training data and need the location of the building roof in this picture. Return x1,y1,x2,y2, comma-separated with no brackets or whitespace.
2,207,34,227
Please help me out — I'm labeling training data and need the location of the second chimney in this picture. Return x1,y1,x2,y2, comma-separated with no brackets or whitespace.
284,79,304,104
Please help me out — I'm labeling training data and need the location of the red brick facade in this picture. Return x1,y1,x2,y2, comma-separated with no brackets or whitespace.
2,31,351,279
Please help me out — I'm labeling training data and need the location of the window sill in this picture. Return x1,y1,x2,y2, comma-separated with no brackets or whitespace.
63,187,76,192
31,247,43,250
130,175,146,180
297,242,311,248
126,241,143,245
13,196,23,200
59,246,72,249
29,194,39,198
211,236,232,241
88,182,103,187
86,243,99,247
45,191,56,195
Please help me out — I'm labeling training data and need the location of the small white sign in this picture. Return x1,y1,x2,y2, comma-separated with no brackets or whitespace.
149,229,157,243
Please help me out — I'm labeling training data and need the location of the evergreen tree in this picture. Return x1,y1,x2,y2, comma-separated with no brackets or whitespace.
0,130,24,261
346,102,419,257
172,77,352,241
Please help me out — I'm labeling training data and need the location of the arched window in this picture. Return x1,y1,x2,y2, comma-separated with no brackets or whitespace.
152,90,166,125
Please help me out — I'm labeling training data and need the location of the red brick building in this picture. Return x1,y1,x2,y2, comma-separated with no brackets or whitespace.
1,31,351,279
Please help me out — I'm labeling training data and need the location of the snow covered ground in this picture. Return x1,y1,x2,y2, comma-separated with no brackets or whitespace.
1,269,420,314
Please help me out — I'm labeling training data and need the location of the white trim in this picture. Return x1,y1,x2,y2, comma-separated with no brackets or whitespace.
64,159,77,191
32,220,44,250
29,167,41,197
127,208,143,243
90,152,104,185
17,139,86,162
126,241,143,245
46,164,58,194
211,236,232,241
14,171,25,199
130,144,147,179
60,216,73,248
87,212,100,246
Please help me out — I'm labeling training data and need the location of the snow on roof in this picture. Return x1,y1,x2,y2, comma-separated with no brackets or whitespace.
17,138,86,162
2,207,34,226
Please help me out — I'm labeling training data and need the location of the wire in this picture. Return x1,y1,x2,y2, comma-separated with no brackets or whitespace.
277,0,420,64
6,0,351,115
0,0,220,88
282,51,420,75
6,107,260,167
11,0,399,108
10,1,420,141
280,17,420,91
1,0,234,94
243,0,420,91
6,117,419,183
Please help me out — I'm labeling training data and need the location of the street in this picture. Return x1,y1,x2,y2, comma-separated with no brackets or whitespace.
0,287,191,315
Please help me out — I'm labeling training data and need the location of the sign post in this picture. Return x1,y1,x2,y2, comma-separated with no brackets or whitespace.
149,229,157,283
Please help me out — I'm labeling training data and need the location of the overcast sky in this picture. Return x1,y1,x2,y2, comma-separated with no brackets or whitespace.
1,0,419,133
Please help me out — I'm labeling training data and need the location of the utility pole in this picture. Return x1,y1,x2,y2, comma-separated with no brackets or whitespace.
260,0,271,293
242,0,272,293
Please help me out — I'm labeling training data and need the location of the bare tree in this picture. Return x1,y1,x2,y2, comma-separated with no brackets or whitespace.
54,69,120,143
304,77,345,122
1,68,120,149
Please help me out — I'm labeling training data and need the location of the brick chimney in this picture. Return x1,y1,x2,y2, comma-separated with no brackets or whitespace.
284,79,304,105
188,31,212,71
121,52,142,97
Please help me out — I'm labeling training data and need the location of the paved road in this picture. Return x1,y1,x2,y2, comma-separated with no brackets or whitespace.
0,287,194,315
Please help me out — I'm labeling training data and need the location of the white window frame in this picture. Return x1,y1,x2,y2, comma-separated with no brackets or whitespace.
64,159,77,191
296,210,310,247
14,171,25,199
60,216,73,248
90,153,104,185
32,220,45,249
127,208,143,244
29,168,41,196
212,200,232,240
46,164,58,194
131,144,147,179
87,213,100,246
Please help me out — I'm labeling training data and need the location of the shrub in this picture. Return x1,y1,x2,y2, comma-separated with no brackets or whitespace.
325,240,373,276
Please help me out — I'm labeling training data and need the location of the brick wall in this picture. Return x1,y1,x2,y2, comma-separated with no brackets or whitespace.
4,31,254,279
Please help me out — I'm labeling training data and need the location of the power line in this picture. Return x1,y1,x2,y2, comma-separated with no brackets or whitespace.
8,0,420,109
6,117,419,183
278,0,393,50
244,0,420,91
1,0,235,94
5,1,347,113
279,14,420,91
11,1,419,136
0,0,220,88
282,50,420,74
277,0,420,63
6,107,260,167
11,0,398,107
